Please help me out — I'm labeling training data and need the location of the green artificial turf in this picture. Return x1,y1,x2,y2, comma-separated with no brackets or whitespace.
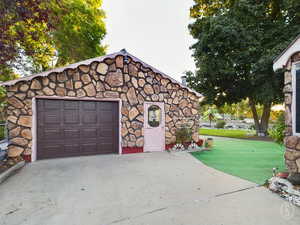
191,138,286,184
199,128,255,139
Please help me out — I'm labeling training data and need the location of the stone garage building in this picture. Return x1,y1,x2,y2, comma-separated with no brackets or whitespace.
274,35,300,183
1,50,201,161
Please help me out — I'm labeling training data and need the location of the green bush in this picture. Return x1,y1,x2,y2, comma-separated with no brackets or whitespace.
175,127,192,143
268,112,285,144
0,126,5,140
215,120,226,128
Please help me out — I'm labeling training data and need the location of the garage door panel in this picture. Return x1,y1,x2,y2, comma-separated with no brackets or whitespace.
100,130,114,138
82,101,97,110
99,144,115,153
37,144,61,158
100,102,113,110
40,128,61,139
63,100,79,109
81,143,98,152
100,113,114,122
82,112,97,124
44,100,61,110
64,110,79,124
81,128,98,138
64,129,80,139
65,144,80,152
37,99,119,159
43,111,61,124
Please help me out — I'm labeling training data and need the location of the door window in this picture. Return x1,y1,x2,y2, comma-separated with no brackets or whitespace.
148,105,161,127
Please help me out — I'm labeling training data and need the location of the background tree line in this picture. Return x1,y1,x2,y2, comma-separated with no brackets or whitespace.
187,0,300,135
0,0,106,81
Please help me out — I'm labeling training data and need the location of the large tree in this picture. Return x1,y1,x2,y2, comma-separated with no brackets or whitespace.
0,0,106,79
187,0,300,135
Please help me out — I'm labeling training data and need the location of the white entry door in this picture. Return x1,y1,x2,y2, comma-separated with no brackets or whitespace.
144,102,165,152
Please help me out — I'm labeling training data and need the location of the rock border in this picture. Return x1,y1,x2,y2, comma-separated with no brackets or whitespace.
0,161,25,185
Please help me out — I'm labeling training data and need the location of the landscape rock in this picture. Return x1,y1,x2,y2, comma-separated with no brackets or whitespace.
57,73,67,82
8,97,24,108
11,137,28,146
68,91,76,97
129,64,138,76
77,89,86,97
8,116,17,124
79,65,90,73
10,127,21,137
30,79,41,89
127,87,138,105
55,87,66,96
144,84,154,95
43,87,54,95
104,91,119,98
84,83,96,96
21,129,32,140
286,136,299,149
105,70,123,87
136,137,144,147
19,84,29,92
81,74,91,84
8,146,24,157
18,116,31,127
287,173,300,185
115,55,124,68
129,107,139,121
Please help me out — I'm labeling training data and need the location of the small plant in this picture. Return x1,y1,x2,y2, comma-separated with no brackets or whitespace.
175,127,192,145
268,112,285,144
215,120,226,128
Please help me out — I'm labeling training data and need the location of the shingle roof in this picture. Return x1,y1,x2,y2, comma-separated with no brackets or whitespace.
0,50,202,97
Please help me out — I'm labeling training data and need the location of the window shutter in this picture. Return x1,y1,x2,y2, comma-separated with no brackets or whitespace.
296,69,300,133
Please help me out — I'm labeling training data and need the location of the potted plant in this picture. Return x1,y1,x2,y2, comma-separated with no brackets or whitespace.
175,127,192,150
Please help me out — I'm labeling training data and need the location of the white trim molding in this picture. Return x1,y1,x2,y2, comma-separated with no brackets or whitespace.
273,35,300,71
31,96,122,162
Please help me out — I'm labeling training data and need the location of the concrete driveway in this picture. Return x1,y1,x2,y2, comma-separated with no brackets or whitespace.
0,152,299,225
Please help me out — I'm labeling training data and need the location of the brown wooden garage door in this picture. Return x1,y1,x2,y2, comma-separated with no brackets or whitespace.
36,99,119,159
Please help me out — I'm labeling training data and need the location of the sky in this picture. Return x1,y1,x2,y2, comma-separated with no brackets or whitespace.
102,0,196,82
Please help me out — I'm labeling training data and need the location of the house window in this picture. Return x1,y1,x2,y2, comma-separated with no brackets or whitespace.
148,105,161,127
294,63,300,134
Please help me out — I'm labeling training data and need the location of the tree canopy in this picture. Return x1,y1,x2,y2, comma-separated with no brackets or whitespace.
0,0,106,79
187,0,300,134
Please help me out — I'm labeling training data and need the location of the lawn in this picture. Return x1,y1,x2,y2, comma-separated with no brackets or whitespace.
191,138,286,184
199,128,255,139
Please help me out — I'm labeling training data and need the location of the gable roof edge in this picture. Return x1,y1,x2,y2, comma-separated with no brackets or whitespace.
273,34,300,71
0,50,202,98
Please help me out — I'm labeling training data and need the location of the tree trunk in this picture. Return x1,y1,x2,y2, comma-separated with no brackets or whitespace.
260,102,271,134
249,98,271,136
249,98,261,135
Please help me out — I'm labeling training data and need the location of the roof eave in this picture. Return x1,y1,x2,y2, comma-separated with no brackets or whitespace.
273,34,300,71
0,50,202,98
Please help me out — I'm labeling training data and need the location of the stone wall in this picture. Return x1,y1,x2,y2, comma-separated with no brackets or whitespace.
283,52,300,179
5,55,200,158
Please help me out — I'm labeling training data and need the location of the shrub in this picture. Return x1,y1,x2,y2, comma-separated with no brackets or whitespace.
175,127,192,144
249,124,256,130
268,112,285,144
215,120,226,128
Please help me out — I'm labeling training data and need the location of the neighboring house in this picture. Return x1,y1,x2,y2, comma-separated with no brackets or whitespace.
0,50,201,161
273,36,300,183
